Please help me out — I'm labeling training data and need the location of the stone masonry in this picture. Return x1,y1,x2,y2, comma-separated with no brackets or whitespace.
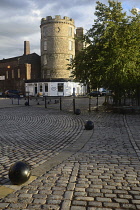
0,99,140,209
40,15,75,79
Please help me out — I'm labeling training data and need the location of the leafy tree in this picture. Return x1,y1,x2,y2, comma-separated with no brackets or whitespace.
69,0,140,105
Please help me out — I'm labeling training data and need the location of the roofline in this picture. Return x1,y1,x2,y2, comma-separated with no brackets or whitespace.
0,53,40,63
25,78,73,83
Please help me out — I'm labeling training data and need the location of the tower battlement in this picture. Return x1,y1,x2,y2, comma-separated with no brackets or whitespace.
41,15,75,25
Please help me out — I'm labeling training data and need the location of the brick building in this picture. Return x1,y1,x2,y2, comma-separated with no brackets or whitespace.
0,41,41,95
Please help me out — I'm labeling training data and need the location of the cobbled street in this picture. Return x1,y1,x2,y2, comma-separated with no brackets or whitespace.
0,98,140,210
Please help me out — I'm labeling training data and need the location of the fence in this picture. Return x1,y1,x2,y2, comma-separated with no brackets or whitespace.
0,95,105,113
105,95,139,106
31,96,104,114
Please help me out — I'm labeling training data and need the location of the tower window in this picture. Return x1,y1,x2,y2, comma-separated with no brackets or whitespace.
43,55,47,65
44,41,47,50
69,40,73,51
69,27,72,36
43,26,47,37
69,55,73,64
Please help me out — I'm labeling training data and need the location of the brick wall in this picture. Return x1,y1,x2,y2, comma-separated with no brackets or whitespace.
0,53,41,93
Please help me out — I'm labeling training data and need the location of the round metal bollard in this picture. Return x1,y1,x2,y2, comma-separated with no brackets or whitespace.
25,101,29,106
85,120,94,130
75,109,81,115
9,161,31,185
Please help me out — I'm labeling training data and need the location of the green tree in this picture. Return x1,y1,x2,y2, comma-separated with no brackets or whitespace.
70,0,140,105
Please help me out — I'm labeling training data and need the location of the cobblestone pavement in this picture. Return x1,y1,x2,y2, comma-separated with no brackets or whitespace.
0,103,140,209
0,107,85,184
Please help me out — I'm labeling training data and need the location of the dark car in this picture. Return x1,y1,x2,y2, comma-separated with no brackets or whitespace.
89,91,102,97
4,90,24,97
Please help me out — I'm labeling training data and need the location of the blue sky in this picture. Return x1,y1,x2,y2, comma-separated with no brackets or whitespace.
0,0,139,60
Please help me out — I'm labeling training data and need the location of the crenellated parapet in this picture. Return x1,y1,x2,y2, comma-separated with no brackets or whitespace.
41,15,75,26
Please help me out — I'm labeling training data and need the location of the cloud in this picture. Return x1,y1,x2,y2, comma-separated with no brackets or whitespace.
0,0,140,59
0,0,42,59
135,8,140,12
35,0,96,10
0,0,28,9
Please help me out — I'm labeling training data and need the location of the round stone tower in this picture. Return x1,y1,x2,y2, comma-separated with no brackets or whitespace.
40,15,75,79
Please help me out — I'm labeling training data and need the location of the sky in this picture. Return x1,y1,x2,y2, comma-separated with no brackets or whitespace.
0,0,139,60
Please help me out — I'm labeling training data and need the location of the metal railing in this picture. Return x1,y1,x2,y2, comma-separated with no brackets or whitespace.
0,95,105,113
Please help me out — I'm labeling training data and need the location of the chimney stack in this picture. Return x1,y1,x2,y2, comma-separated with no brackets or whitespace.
24,41,30,55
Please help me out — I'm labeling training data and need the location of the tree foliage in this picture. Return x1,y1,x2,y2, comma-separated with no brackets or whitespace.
69,0,140,104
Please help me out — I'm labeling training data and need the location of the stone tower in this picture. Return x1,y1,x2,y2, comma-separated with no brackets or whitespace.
40,15,75,79
75,27,84,56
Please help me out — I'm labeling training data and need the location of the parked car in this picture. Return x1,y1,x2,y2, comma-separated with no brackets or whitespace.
101,90,107,96
0,92,5,97
89,91,102,97
4,90,24,97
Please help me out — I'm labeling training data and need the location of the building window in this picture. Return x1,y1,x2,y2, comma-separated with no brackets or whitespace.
26,63,31,80
69,40,73,50
69,27,72,36
6,71,8,79
35,84,37,94
40,84,43,92
45,83,48,92
58,83,64,92
12,70,14,79
18,69,20,78
44,41,47,50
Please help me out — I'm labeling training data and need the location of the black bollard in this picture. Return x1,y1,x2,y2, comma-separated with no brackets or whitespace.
75,109,81,115
25,101,29,106
9,161,31,185
85,120,94,130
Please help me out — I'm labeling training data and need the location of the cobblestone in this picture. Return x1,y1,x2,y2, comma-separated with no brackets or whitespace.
103,202,120,208
0,102,140,209
0,107,84,184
